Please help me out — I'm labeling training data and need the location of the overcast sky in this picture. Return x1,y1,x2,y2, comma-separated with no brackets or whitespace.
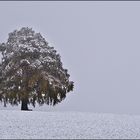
0,1,140,114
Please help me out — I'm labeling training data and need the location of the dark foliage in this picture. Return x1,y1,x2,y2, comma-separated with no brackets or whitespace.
0,27,74,109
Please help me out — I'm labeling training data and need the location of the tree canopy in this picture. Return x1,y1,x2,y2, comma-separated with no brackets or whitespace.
0,27,74,110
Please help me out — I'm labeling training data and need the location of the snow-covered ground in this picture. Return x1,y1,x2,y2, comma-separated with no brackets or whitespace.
1,109,140,139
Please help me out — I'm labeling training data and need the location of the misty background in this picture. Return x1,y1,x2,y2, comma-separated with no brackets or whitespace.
0,1,140,114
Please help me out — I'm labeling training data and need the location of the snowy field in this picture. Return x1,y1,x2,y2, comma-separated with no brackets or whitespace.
1,109,140,139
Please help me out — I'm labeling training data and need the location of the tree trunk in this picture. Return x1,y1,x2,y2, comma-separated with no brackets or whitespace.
4,98,6,107
4,100,6,107
21,98,29,111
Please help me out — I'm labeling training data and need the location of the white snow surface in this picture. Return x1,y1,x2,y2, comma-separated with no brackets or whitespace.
0,110,140,139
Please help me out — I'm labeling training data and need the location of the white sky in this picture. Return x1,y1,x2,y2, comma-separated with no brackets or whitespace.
0,1,140,114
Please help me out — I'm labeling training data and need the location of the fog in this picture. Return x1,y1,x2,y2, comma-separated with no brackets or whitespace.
0,1,140,114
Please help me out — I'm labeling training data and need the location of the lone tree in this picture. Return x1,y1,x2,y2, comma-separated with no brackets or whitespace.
0,27,74,110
